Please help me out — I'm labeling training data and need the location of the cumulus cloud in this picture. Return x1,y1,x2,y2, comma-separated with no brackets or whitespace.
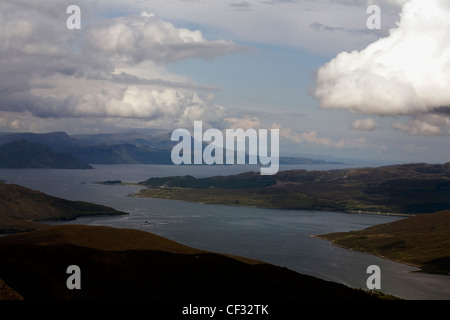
0,1,244,132
273,124,332,146
314,0,450,135
85,11,245,65
272,123,383,150
392,114,450,136
72,87,225,122
350,118,378,130
225,117,261,130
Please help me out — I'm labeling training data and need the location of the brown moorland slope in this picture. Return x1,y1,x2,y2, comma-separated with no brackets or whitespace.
0,182,128,234
0,278,23,300
316,210,450,275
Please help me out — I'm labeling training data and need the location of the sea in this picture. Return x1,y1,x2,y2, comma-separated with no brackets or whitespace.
1,163,450,300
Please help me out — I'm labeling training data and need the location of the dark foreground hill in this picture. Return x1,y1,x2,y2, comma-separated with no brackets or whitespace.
316,210,450,275
0,182,127,234
0,225,379,300
0,139,92,169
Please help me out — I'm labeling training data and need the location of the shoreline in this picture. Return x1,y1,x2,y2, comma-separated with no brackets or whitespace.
134,189,415,217
311,235,424,271
311,234,450,277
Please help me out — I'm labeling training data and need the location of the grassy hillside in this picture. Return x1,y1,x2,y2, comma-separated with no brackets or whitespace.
316,210,450,275
0,182,128,234
137,163,450,214
0,225,381,300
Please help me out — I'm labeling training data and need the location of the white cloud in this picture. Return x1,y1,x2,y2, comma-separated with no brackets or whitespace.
350,118,378,130
314,0,450,135
272,123,383,150
0,1,244,132
25,84,227,129
76,87,223,120
314,0,450,115
102,0,402,55
273,124,332,146
225,117,261,130
392,120,443,136
392,113,450,136
85,11,245,65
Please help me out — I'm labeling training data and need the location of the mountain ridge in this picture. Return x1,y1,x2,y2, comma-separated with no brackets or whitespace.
0,139,93,169
0,131,346,165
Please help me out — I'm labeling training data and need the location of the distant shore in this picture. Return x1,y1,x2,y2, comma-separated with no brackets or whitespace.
134,186,419,217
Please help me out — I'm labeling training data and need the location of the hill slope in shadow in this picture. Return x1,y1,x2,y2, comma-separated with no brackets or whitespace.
0,225,379,300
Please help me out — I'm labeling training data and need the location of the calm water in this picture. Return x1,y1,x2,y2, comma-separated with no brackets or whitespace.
1,164,450,300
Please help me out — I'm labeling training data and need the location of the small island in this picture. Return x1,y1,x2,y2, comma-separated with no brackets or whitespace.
95,180,123,185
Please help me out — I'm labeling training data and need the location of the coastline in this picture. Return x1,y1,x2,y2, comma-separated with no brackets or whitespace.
134,189,415,217
312,210,450,277
311,234,424,271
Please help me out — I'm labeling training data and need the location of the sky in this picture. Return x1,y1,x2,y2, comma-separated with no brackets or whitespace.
1,0,449,163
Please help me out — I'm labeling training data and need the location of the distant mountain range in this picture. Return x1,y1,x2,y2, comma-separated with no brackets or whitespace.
0,130,171,150
0,131,345,168
65,144,172,165
0,139,92,169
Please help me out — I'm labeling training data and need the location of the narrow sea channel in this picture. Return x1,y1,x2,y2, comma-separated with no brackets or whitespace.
2,164,450,300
